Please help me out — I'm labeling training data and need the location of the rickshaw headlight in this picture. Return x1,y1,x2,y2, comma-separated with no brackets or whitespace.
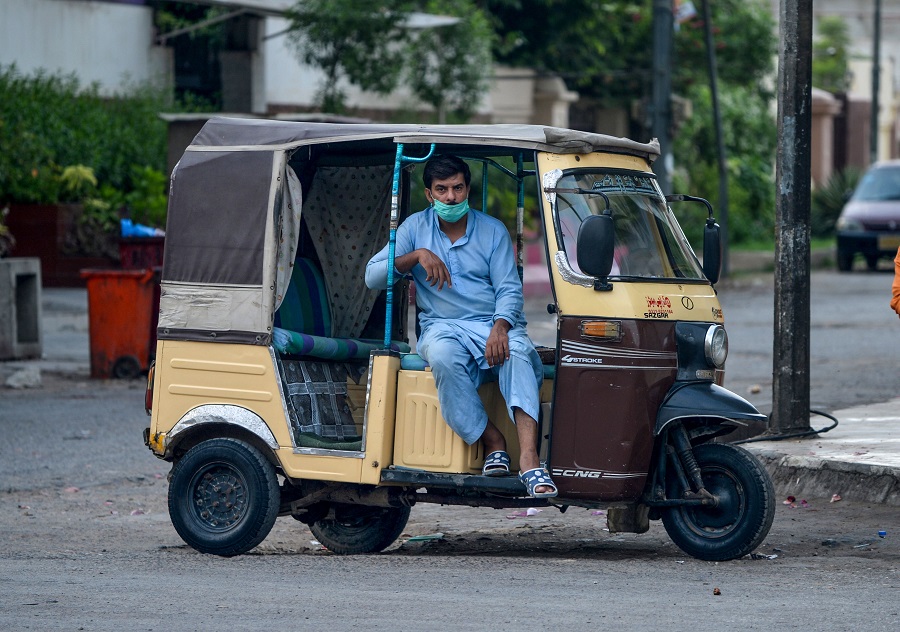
704,325,728,368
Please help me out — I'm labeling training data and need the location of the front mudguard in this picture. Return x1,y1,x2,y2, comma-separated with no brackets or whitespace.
655,381,766,437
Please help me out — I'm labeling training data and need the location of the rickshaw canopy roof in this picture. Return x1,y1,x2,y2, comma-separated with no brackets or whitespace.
188,117,660,160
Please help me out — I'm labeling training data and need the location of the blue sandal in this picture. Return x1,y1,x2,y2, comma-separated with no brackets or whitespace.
482,450,511,476
519,467,558,498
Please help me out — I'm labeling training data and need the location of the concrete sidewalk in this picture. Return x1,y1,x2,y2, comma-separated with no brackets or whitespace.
2,285,898,506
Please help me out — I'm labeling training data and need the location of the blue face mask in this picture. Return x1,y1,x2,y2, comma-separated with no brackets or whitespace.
432,199,470,223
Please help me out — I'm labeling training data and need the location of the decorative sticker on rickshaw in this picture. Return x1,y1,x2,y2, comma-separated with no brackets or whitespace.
590,174,658,196
644,295,673,319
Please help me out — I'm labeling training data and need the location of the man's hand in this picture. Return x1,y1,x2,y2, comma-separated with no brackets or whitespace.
394,249,451,290
485,318,512,367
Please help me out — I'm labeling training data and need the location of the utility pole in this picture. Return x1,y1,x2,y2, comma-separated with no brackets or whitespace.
772,0,813,434
701,0,729,278
651,0,673,195
870,0,882,164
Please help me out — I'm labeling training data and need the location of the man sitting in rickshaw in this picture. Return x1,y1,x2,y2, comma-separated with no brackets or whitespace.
366,155,557,498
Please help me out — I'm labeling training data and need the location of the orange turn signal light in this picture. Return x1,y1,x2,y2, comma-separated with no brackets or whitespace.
580,320,622,341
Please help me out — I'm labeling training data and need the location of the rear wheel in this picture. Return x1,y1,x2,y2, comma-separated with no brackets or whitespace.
661,443,774,561
836,248,854,272
309,504,410,554
168,438,280,556
865,253,879,271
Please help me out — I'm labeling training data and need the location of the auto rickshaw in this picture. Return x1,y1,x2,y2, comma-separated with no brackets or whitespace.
144,118,775,561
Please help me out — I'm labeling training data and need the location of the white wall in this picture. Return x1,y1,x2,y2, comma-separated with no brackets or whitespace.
262,15,492,117
0,0,170,94
262,17,325,109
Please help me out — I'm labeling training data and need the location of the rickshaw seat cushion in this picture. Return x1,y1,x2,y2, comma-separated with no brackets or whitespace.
400,353,429,371
275,257,332,337
400,352,556,379
273,327,410,360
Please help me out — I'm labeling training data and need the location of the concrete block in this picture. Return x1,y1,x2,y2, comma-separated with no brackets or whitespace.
0,257,42,360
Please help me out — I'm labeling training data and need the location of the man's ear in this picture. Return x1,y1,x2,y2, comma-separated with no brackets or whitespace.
424,189,433,204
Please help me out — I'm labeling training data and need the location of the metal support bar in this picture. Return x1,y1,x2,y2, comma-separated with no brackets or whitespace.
414,493,547,509
516,153,525,284
384,143,435,348
701,0,730,278
481,161,489,215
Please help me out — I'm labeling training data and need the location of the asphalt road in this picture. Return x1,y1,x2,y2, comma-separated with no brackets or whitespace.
717,269,900,416
1,269,898,630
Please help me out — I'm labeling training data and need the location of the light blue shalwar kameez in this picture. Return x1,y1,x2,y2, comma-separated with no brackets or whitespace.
365,207,542,445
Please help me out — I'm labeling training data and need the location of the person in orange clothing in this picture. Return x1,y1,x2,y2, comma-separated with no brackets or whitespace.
892,246,900,317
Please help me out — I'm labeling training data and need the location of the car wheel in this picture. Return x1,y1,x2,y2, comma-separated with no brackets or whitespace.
865,254,879,271
168,438,280,556
309,504,411,554
836,248,854,272
661,443,775,561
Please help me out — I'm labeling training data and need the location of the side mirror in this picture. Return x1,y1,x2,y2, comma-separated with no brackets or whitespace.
703,219,721,285
666,194,721,285
576,214,615,291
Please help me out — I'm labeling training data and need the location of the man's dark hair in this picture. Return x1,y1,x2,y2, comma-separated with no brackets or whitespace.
423,155,471,188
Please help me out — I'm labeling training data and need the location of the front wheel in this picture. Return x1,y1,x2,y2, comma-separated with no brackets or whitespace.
836,248,854,272
168,438,280,556
309,504,411,554
661,443,775,561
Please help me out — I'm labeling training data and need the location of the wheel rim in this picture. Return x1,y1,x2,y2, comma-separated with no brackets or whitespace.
187,461,249,532
680,465,745,539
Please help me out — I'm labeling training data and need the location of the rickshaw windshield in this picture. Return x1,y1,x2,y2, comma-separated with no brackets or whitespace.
553,171,705,281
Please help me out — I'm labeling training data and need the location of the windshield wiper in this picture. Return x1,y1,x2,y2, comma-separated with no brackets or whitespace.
543,187,610,211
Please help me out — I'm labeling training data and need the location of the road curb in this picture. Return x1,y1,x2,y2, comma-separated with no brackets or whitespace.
748,448,900,506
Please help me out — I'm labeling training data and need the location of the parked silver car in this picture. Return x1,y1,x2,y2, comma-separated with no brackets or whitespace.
836,160,900,271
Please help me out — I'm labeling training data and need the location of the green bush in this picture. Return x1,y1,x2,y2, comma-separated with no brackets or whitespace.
673,83,777,249
0,64,169,225
811,167,863,238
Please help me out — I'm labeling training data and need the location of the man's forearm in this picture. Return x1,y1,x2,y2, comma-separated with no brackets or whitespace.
365,249,419,289
393,250,421,274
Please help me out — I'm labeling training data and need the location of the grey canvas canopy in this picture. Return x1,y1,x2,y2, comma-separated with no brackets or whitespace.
157,117,660,345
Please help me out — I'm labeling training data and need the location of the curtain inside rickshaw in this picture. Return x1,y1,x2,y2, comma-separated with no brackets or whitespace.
302,165,393,338
274,164,303,311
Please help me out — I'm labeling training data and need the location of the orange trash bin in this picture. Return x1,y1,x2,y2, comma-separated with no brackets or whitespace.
80,268,160,379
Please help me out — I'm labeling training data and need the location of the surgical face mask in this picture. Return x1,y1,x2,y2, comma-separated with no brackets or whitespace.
432,198,470,223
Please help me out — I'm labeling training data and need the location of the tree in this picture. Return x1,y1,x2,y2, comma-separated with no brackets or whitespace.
286,0,414,113
812,16,852,94
673,82,777,245
285,0,492,119
483,0,775,106
404,0,493,122
485,0,652,103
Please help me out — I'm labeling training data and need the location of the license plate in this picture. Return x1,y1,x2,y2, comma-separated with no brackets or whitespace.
877,234,900,251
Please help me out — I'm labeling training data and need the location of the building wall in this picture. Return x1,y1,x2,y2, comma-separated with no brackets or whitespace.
0,0,170,93
261,16,495,120
1,0,575,127
770,0,900,163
